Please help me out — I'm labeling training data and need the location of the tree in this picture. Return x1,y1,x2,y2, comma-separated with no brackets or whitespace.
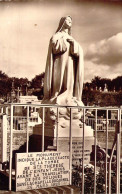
0,70,29,99
112,76,122,91
30,72,45,89
30,72,45,99
0,71,8,80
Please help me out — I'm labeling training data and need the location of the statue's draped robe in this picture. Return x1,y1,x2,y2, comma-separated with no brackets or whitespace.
44,32,84,103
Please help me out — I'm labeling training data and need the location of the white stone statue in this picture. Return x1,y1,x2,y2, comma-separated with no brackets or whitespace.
43,16,84,107
104,83,108,92
38,16,93,139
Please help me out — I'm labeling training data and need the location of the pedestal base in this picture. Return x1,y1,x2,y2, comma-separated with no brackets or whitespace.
53,137,94,165
33,118,93,138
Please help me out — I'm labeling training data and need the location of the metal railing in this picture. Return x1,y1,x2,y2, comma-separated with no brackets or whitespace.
7,115,41,131
0,103,121,193
86,118,119,131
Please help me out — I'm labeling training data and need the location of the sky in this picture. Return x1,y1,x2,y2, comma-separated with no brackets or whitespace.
0,0,122,82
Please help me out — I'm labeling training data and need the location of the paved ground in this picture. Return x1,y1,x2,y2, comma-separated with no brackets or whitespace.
0,186,80,194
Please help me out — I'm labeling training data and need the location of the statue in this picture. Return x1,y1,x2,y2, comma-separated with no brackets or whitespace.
104,83,108,92
43,16,84,107
35,16,93,154
99,87,102,92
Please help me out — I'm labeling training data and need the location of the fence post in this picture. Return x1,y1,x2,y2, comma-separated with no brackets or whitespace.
94,109,97,194
42,107,45,152
5,107,9,115
109,109,121,194
56,108,59,150
82,108,85,194
9,104,13,191
1,114,7,163
105,109,108,194
1,107,3,114
26,105,29,153
69,108,72,185
116,109,121,194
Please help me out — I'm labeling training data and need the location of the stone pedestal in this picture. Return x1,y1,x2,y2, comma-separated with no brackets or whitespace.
33,108,94,165
55,137,94,165
35,105,93,137
33,97,94,164
33,117,93,138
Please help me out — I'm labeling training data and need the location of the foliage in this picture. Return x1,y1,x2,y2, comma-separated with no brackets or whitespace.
30,72,45,89
0,70,121,102
72,161,118,193
31,88,44,100
0,71,8,80
82,89,122,107
0,71,29,99
85,76,122,91
30,72,45,99
0,71,44,100
112,76,122,91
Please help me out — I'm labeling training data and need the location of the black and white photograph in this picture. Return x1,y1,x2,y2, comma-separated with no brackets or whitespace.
0,0,122,193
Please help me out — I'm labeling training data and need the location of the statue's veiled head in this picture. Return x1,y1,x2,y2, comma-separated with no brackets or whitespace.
56,16,72,35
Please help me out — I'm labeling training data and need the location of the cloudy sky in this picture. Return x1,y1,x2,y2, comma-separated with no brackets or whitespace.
0,0,122,82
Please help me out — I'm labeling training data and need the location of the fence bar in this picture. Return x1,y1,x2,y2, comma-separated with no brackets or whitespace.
56,108,59,150
116,109,121,194
26,106,29,153
42,107,45,152
82,108,85,194
9,105,13,191
105,110,108,194
120,108,121,191
94,109,97,194
69,108,72,185
6,106,8,115
120,108,121,188
108,142,115,194
1,107,3,114
108,110,119,194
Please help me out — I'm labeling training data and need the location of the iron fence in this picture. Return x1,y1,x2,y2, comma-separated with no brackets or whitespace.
0,103,121,193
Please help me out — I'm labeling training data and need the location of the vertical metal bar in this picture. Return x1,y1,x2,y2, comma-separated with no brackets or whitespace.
56,108,59,150
109,109,121,194
6,106,8,115
42,107,45,152
119,108,121,192
69,108,72,185
82,108,85,194
13,117,15,130
116,109,121,194
94,109,97,194
34,107,36,112
105,109,108,194
1,107,3,114
9,104,13,191
119,108,121,193
26,106,29,153
116,133,120,194
108,145,113,194
92,118,94,129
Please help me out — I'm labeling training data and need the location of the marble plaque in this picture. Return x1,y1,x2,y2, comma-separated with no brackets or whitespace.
16,152,70,191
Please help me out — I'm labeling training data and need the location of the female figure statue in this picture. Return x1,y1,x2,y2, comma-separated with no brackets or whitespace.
43,16,84,106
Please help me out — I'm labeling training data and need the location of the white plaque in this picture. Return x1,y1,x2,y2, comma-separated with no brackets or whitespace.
16,152,70,191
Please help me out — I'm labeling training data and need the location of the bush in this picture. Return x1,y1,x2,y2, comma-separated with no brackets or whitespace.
72,161,118,193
